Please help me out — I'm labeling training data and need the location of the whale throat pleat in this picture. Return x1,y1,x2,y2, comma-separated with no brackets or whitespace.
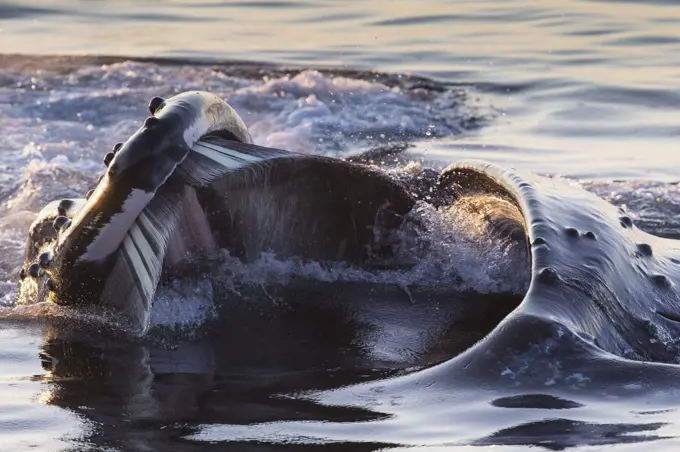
90,138,289,333
100,183,184,332
95,138,297,332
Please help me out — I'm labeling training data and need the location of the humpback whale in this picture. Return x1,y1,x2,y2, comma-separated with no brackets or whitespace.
18,90,680,375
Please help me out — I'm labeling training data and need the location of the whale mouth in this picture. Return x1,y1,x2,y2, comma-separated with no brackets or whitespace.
16,95,533,346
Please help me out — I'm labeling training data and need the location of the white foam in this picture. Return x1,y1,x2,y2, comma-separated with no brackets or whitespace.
148,276,216,331
227,69,463,153
208,197,529,296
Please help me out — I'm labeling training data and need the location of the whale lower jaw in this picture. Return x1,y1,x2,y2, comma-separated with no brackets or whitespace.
17,92,259,334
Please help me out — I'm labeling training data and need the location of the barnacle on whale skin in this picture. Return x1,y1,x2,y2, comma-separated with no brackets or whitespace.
19,197,86,288
53,216,71,232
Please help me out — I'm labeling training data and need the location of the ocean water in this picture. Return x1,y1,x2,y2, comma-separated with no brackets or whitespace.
1,0,680,450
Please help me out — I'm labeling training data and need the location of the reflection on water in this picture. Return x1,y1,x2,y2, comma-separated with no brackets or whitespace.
474,419,667,449
27,285,520,451
8,277,679,450
28,320,673,450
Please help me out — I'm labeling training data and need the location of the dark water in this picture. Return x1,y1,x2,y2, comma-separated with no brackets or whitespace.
1,0,680,451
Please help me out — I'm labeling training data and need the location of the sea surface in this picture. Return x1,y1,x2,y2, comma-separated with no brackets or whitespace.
0,0,680,451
